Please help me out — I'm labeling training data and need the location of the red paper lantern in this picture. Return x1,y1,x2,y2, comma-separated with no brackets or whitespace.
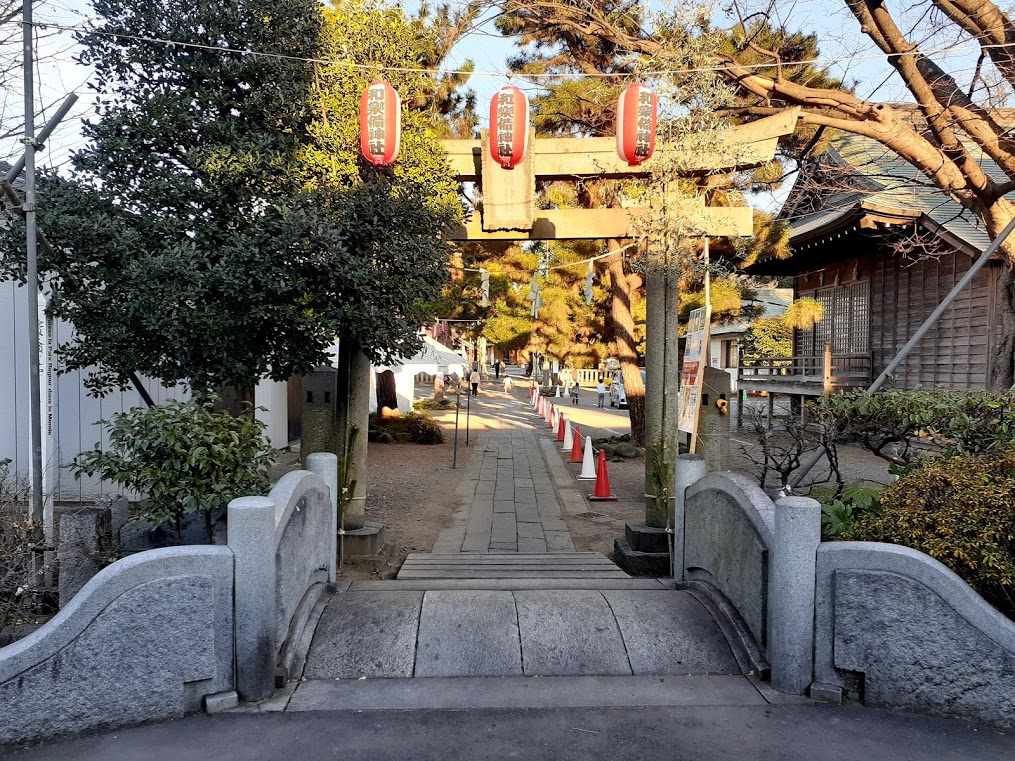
489,85,529,169
360,80,401,166
616,83,657,166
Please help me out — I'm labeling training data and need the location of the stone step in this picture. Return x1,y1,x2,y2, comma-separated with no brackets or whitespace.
348,578,668,592
397,552,628,579
285,674,768,712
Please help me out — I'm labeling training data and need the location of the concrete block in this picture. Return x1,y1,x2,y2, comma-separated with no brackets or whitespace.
58,507,111,607
673,454,706,582
613,538,670,578
304,591,423,679
515,590,631,676
204,691,239,713
604,590,739,675
415,591,522,677
342,522,386,557
809,683,842,704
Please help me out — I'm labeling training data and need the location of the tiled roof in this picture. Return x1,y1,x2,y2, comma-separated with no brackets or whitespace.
785,130,1007,253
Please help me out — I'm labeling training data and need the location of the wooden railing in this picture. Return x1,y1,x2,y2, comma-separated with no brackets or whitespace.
739,345,871,393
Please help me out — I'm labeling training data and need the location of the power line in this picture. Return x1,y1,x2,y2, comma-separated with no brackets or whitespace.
23,19,1015,81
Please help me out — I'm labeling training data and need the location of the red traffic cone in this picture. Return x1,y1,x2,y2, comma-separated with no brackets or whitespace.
556,413,567,442
540,397,548,420
569,425,583,463
589,448,617,501
528,385,533,400
548,405,557,429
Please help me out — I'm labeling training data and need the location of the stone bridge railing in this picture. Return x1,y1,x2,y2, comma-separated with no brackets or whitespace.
676,464,1015,726
0,454,338,746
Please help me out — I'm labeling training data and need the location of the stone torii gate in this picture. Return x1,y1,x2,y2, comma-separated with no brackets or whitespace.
439,108,799,562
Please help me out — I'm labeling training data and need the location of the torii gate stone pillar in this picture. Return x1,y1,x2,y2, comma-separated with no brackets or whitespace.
442,109,798,574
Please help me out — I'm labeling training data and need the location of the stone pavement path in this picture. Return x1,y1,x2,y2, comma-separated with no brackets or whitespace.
431,430,576,554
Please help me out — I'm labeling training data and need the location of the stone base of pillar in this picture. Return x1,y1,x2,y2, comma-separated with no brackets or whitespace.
614,537,671,577
624,522,671,554
340,522,387,559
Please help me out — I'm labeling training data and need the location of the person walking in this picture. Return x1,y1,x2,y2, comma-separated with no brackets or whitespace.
494,361,501,379
570,380,580,406
596,379,607,408
470,368,480,397
503,375,513,393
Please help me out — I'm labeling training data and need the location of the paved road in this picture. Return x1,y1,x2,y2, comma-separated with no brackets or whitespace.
10,702,1013,760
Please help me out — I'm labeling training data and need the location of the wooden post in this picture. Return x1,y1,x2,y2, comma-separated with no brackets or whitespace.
822,342,833,394
767,392,775,431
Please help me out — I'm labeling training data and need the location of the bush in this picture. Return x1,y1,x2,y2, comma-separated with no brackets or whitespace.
817,388,1015,472
404,413,444,445
413,398,455,411
72,399,276,543
0,458,47,646
369,411,444,444
845,448,1015,619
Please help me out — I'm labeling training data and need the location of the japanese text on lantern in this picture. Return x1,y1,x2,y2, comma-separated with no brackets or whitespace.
366,87,386,157
496,90,514,158
635,91,653,158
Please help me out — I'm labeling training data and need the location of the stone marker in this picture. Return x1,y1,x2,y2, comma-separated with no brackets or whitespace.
698,366,732,472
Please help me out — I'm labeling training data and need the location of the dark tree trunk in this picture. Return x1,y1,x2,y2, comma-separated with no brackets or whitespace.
376,369,398,412
993,261,1015,390
606,242,646,445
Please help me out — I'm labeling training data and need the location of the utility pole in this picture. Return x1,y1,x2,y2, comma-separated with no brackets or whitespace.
22,0,44,565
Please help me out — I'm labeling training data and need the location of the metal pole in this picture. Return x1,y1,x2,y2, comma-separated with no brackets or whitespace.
465,382,471,447
786,214,1015,492
23,0,44,558
4,92,78,184
452,388,460,469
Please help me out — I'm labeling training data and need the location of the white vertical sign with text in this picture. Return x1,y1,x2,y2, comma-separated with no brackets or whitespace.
677,306,712,438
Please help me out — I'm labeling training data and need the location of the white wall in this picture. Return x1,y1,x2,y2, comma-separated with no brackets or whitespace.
2,280,189,502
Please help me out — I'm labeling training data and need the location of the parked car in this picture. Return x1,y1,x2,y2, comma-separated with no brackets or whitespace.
609,369,646,408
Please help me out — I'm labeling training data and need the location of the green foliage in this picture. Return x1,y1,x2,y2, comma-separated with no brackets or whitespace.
678,277,751,324
404,413,445,444
816,388,1015,470
72,400,276,542
846,449,1015,619
1,0,464,396
783,297,824,330
818,483,881,538
741,316,792,358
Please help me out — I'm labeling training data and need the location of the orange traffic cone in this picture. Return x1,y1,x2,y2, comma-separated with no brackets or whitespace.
540,397,548,420
556,413,567,441
589,448,617,501
569,426,583,462
528,384,535,400
548,404,557,428
561,418,573,451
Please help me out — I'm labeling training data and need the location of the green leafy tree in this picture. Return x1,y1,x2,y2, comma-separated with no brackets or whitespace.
1,0,464,398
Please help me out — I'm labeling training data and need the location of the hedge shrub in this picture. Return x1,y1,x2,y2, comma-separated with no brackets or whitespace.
845,448,1015,619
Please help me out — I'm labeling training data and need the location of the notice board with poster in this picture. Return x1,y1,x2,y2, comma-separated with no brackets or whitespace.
678,305,712,438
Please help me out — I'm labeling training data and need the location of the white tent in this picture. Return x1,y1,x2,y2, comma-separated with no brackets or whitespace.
369,336,468,413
